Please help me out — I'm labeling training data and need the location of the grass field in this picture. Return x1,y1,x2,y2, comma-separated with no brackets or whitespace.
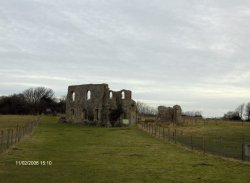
147,120,250,160
0,116,250,183
161,120,250,145
0,115,37,129
164,120,250,139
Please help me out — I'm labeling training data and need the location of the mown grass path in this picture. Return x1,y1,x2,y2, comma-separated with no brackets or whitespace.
0,116,250,183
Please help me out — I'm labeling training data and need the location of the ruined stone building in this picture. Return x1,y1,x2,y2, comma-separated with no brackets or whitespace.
66,84,137,126
156,105,182,124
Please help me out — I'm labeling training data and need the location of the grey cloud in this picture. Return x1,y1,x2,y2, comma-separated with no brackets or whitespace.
1,0,250,117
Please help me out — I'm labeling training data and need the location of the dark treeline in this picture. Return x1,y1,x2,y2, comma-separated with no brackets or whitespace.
0,87,65,115
224,103,250,121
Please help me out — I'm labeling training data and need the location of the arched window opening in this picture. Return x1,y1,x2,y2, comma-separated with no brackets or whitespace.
121,91,125,99
87,90,91,100
71,109,74,116
109,91,113,99
72,92,75,102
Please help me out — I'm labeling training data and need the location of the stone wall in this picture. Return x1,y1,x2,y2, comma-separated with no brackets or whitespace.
156,105,182,124
66,83,137,126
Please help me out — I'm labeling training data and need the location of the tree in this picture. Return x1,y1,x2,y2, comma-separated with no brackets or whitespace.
22,87,55,114
0,94,29,114
136,101,157,115
223,111,241,121
0,87,65,115
245,102,250,121
53,96,66,114
236,103,245,120
23,87,54,104
184,111,203,117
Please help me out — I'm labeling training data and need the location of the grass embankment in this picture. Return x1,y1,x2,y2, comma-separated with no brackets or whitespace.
0,115,37,129
0,116,250,183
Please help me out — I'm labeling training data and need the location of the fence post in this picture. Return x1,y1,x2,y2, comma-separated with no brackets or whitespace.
15,125,17,143
159,126,161,138
19,127,21,139
174,129,177,144
0,130,3,152
10,129,13,145
6,129,10,148
190,135,193,150
168,128,170,141
154,125,157,136
203,136,205,154
161,126,163,139
15,127,17,143
17,126,20,142
219,136,221,155
242,135,245,161
157,125,160,138
152,124,154,135
163,127,165,141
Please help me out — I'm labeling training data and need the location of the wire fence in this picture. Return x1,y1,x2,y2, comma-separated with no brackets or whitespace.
138,122,250,162
0,117,40,153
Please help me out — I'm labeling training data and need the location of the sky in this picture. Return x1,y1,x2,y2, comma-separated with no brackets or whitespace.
1,0,250,117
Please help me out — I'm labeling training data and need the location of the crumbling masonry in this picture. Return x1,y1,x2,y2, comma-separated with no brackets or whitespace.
156,105,182,124
66,84,137,126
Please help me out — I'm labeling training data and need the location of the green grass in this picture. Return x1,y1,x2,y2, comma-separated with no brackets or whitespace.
165,120,250,139
160,120,250,146
0,116,250,183
151,120,250,160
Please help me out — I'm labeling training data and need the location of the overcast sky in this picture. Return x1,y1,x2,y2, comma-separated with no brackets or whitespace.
1,0,250,117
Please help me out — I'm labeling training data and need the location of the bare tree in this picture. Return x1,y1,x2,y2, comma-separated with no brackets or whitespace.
184,111,202,117
245,102,250,121
236,103,245,120
22,87,55,114
223,111,241,121
136,101,157,115
23,87,54,104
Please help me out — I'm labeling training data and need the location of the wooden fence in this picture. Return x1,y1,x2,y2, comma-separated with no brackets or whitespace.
0,118,40,153
138,122,250,162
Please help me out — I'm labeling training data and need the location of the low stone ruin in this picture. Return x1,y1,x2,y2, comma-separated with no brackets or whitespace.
156,105,182,124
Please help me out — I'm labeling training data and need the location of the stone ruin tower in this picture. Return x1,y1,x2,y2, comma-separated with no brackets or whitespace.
157,105,182,124
66,83,137,126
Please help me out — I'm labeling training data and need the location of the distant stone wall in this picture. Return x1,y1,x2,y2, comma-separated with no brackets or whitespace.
66,83,137,126
156,105,182,124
